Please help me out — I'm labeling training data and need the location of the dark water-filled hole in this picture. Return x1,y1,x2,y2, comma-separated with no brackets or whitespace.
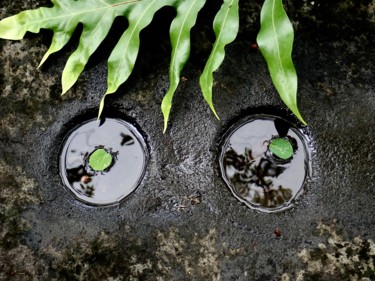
59,118,148,206
219,114,312,213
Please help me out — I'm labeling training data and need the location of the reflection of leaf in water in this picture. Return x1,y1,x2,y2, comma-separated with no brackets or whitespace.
274,118,291,137
253,186,293,207
84,185,95,198
224,147,255,171
78,183,96,198
67,165,86,184
67,165,96,198
224,147,292,208
254,157,285,185
120,133,135,146
231,173,251,197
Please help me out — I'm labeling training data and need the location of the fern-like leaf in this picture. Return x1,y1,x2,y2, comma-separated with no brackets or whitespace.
257,0,306,124
199,0,239,120
99,0,175,117
161,0,206,132
0,0,305,130
61,10,115,94
38,30,75,68
0,0,141,95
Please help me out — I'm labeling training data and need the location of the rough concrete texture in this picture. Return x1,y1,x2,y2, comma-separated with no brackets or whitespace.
0,0,374,280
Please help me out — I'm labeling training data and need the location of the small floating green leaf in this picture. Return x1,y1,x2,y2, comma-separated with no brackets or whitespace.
269,138,293,160
89,149,113,171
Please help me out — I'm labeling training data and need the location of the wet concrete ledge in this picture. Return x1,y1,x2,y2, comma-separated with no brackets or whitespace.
0,0,374,280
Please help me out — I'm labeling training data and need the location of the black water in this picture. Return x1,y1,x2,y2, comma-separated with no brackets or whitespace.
220,115,312,212
59,118,148,206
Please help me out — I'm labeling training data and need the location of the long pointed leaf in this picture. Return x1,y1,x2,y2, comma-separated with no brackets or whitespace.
199,0,239,120
38,29,76,68
256,0,306,124
98,0,174,118
161,0,206,133
61,11,115,94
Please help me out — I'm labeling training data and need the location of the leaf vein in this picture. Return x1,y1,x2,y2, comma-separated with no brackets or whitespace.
170,0,198,77
32,0,140,25
271,0,285,82
203,0,233,88
110,0,156,90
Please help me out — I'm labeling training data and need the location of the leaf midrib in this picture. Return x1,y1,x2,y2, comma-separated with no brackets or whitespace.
170,0,199,80
108,0,156,93
30,0,141,25
202,0,233,89
271,0,286,82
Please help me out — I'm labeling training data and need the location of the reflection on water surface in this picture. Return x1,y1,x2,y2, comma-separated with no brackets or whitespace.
220,115,312,212
59,118,148,206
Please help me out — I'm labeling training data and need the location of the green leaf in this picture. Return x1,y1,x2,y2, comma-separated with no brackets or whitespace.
256,0,306,125
38,29,75,68
199,0,239,120
161,0,206,133
98,0,176,118
89,148,113,171
269,138,294,160
0,0,141,94
61,11,115,94
0,0,303,131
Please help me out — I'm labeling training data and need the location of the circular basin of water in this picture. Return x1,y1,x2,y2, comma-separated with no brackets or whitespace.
59,118,148,206
219,114,312,212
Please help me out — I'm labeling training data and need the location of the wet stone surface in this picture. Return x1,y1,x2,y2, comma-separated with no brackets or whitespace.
0,0,375,280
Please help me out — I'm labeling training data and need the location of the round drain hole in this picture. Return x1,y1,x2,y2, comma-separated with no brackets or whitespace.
59,118,148,206
219,114,312,212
